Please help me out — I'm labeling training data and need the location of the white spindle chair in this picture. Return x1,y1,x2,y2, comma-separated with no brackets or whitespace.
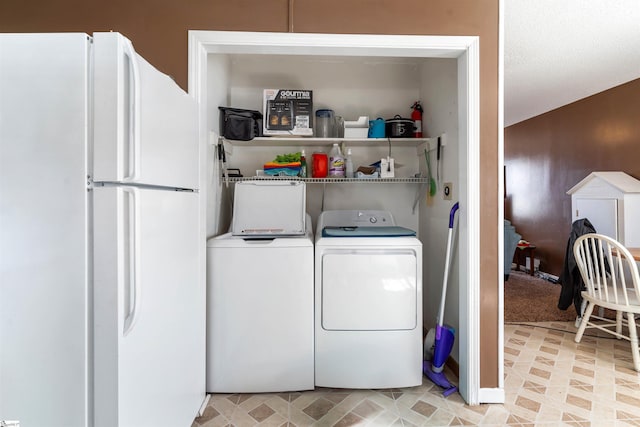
573,233,640,371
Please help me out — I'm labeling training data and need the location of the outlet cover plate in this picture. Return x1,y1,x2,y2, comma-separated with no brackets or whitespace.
443,182,453,200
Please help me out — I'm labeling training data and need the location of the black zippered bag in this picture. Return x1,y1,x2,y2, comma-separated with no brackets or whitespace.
218,106,263,141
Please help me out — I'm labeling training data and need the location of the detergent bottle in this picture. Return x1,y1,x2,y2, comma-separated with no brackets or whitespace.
328,143,345,177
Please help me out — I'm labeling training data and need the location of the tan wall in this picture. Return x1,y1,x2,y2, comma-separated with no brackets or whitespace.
0,0,501,388
505,78,640,277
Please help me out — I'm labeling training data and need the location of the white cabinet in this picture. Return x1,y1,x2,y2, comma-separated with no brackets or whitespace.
568,171,640,247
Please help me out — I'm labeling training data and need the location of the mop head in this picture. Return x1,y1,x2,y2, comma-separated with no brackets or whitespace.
423,360,458,397
423,324,457,397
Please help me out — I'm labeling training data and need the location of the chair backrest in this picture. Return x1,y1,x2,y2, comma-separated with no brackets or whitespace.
573,233,640,306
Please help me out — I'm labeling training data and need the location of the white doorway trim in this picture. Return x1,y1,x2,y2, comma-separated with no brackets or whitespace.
187,31,486,404
455,36,482,405
482,0,507,405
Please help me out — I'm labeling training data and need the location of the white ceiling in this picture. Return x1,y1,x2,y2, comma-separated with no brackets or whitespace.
504,0,640,127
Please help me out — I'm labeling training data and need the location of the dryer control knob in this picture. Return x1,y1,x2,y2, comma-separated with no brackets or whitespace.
369,217,377,223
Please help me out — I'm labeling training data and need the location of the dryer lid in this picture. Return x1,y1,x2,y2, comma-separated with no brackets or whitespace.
231,180,306,237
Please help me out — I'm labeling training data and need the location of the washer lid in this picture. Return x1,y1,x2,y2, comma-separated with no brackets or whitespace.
231,180,306,237
322,226,416,238
207,233,313,248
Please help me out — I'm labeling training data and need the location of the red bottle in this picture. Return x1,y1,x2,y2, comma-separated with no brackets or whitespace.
411,101,423,138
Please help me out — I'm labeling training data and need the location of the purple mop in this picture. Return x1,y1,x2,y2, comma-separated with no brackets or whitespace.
423,202,458,397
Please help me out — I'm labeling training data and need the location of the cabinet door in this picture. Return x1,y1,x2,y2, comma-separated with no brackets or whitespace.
575,198,618,240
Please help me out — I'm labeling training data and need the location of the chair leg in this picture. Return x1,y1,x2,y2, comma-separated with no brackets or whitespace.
575,302,595,343
617,310,624,338
628,312,640,372
575,298,590,328
579,298,587,318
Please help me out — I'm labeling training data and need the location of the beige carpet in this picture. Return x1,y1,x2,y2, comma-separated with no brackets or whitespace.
504,270,577,322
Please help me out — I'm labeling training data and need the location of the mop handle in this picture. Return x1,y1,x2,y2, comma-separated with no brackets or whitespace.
437,202,459,327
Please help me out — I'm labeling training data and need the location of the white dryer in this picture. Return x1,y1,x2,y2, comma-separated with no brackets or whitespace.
206,181,314,393
315,210,423,389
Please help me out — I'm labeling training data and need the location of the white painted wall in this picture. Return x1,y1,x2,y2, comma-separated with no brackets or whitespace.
205,56,462,353
206,53,441,234
418,59,460,360
206,54,230,236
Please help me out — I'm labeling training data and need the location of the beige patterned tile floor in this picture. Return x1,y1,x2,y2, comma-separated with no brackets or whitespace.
193,321,640,426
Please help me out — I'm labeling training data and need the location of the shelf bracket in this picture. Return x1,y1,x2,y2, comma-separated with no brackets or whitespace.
412,181,428,214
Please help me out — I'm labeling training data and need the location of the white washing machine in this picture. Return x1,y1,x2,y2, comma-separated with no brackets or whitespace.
315,210,423,389
206,181,314,392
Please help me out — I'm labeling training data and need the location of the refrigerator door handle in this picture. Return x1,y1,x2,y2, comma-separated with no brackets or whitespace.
122,38,141,182
123,186,142,336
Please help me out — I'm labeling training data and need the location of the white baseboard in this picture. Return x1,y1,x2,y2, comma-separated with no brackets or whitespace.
198,394,211,417
479,387,505,404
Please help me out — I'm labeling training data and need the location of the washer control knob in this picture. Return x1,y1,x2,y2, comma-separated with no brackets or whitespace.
369,216,377,223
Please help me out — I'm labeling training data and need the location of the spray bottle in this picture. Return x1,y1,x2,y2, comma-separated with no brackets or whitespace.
345,148,354,178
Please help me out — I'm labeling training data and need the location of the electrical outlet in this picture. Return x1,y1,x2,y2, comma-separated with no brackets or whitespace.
443,182,453,200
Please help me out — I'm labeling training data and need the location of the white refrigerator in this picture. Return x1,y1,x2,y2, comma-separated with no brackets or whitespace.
0,33,205,427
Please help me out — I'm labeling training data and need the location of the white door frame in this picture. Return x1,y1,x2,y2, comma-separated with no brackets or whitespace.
187,31,487,404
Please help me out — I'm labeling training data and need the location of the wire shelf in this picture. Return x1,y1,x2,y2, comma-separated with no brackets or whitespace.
222,176,430,184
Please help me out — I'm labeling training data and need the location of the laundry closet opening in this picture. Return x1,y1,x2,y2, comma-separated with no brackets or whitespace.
188,31,481,403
